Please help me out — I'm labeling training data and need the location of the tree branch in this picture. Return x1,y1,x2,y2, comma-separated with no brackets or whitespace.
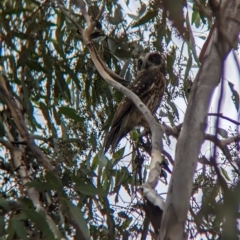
0,75,54,171
208,113,240,125
67,0,165,210
159,1,240,239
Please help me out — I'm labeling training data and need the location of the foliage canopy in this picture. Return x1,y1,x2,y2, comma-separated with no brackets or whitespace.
0,0,240,239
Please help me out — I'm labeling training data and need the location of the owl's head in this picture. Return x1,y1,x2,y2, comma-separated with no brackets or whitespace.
137,52,165,73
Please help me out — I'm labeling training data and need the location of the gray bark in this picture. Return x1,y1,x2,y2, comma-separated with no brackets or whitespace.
159,1,240,239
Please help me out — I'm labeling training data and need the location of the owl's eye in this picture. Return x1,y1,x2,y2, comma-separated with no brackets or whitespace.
149,56,155,62
138,59,143,69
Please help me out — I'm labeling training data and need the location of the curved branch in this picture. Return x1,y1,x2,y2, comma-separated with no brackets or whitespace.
71,0,164,210
222,133,240,145
205,134,232,160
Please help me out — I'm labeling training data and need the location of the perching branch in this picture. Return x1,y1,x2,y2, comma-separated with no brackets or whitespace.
61,0,165,210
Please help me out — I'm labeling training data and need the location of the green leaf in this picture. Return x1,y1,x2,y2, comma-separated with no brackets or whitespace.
67,202,90,239
91,154,99,170
216,127,228,138
75,183,107,197
98,151,108,167
113,147,125,160
220,167,230,181
165,28,172,45
228,82,240,111
191,10,201,28
26,180,53,192
127,13,139,20
130,129,139,142
23,209,56,240
0,122,5,136
107,38,118,52
0,199,10,213
169,102,179,120
39,102,57,136
63,64,82,91
53,106,61,125
132,10,158,28
58,106,84,122
6,218,15,240
0,216,5,237
90,132,97,152
138,2,147,17
45,171,62,190
108,4,123,25
198,35,206,40
11,219,28,240
26,60,45,73
55,68,71,100
184,52,192,82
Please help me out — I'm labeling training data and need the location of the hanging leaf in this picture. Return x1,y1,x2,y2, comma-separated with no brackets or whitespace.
108,38,118,52
130,129,139,142
127,13,139,20
228,82,240,111
216,127,228,138
108,4,123,25
23,209,56,240
75,183,107,197
59,106,84,122
138,2,147,17
132,10,158,28
113,146,125,160
67,202,90,240
90,132,97,152
45,171,63,190
0,216,4,237
10,219,28,240
184,51,192,82
220,167,230,181
26,180,53,191
98,151,108,167
169,101,179,120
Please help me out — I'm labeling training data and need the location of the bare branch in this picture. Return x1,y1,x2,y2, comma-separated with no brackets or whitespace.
0,75,54,171
208,113,240,125
222,133,240,145
161,122,182,138
0,138,15,151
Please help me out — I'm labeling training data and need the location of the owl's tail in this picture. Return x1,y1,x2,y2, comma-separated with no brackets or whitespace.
104,123,130,153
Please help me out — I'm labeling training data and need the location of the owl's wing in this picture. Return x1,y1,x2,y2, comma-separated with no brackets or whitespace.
104,68,163,152
112,68,162,125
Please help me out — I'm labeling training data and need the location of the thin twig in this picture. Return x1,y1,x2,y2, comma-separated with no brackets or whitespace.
208,113,240,125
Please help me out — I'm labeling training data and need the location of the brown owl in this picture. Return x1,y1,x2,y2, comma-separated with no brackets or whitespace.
104,52,166,153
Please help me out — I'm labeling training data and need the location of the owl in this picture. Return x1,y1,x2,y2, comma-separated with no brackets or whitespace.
104,52,166,153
